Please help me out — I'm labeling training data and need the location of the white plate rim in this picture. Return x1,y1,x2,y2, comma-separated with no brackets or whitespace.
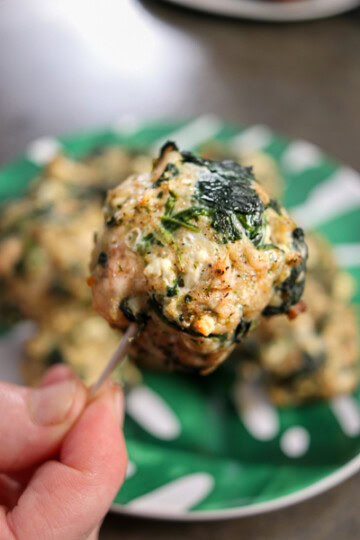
111,451,360,520
162,0,360,22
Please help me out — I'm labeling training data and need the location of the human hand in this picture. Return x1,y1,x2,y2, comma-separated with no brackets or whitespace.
0,365,127,540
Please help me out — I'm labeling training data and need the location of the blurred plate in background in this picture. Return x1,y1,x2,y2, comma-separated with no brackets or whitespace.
162,0,360,22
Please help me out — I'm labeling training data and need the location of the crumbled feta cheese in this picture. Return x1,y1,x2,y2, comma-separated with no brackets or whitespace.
144,257,176,286
197,249,209,262
125,228,142,250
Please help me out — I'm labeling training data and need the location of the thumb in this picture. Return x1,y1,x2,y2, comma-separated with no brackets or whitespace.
0,368,87,472
6,383,126,540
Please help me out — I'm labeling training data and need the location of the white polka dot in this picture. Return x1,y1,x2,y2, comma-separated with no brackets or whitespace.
26,137,61,165
282,140,323,173
330,396,360,437
234,382,279,441
128,473,214,512
126,386,181,440
280,426,310,458
333,243,360,268
290,167,360,229
151,115,222,155
231,125,273,154
112,114,141,135
125,461,137,479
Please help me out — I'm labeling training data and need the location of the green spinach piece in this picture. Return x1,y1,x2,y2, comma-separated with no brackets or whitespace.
164,190,177,216
153,163,179,187
233,319,252,343
263,227,308,316
267,199,282,215
161,206,210,234
119,297,148,325
161,215,200,233
149,295,228,342
182,153,265,245
166,275,184,297
136,232,163,256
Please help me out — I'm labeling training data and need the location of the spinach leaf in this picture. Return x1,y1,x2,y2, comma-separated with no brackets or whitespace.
233,319,252,343
161,215,200,233
164,190,177,216
181,152,265,245
161,205,210,234
136,232,163,255
119,297,148,325
267,199,282,215
149,295,228,342
152,163,179,187
263,227,308,316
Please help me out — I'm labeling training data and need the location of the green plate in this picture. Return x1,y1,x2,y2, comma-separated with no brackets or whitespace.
1,117,360,520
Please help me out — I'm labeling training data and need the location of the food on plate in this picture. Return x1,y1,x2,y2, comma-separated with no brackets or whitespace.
1,136,357,406
199,141,284,200
0,147,152,324
23,305,141,387
90,142,308,374
236,233,359,405
0,146,152,386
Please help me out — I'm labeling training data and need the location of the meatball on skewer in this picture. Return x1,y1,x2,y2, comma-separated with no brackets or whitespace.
89,142,307,375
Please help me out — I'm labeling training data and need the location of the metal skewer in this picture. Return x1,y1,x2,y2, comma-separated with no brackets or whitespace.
90,323,138,396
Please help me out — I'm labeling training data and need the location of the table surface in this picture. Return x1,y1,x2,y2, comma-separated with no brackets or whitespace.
1,1,360,538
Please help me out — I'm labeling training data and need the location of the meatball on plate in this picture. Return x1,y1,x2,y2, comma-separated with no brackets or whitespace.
0,120,358,520
90,142,307,374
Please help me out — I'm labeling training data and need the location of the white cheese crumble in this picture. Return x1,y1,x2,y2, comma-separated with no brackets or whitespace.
144,257,176,286
126,228,142,250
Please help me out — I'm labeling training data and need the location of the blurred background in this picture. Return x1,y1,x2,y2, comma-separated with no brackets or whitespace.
1,0,360,168
1,1,360,538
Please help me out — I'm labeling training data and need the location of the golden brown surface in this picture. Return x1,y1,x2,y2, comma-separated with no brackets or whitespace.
10,143,287,385
90,144,307,373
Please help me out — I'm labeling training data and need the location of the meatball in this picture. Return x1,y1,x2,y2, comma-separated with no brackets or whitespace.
90,142,307,374
0,147,152,324
236,233,359,405
23,304,141,388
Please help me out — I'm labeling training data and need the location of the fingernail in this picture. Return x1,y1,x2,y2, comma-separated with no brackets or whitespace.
29,380,78,426
40,364,76,387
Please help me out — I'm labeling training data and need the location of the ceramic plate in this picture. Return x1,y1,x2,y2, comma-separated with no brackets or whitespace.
1,116,360,520
163,0,360,22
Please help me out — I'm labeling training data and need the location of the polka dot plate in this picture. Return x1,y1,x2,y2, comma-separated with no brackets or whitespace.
1,117,360,520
